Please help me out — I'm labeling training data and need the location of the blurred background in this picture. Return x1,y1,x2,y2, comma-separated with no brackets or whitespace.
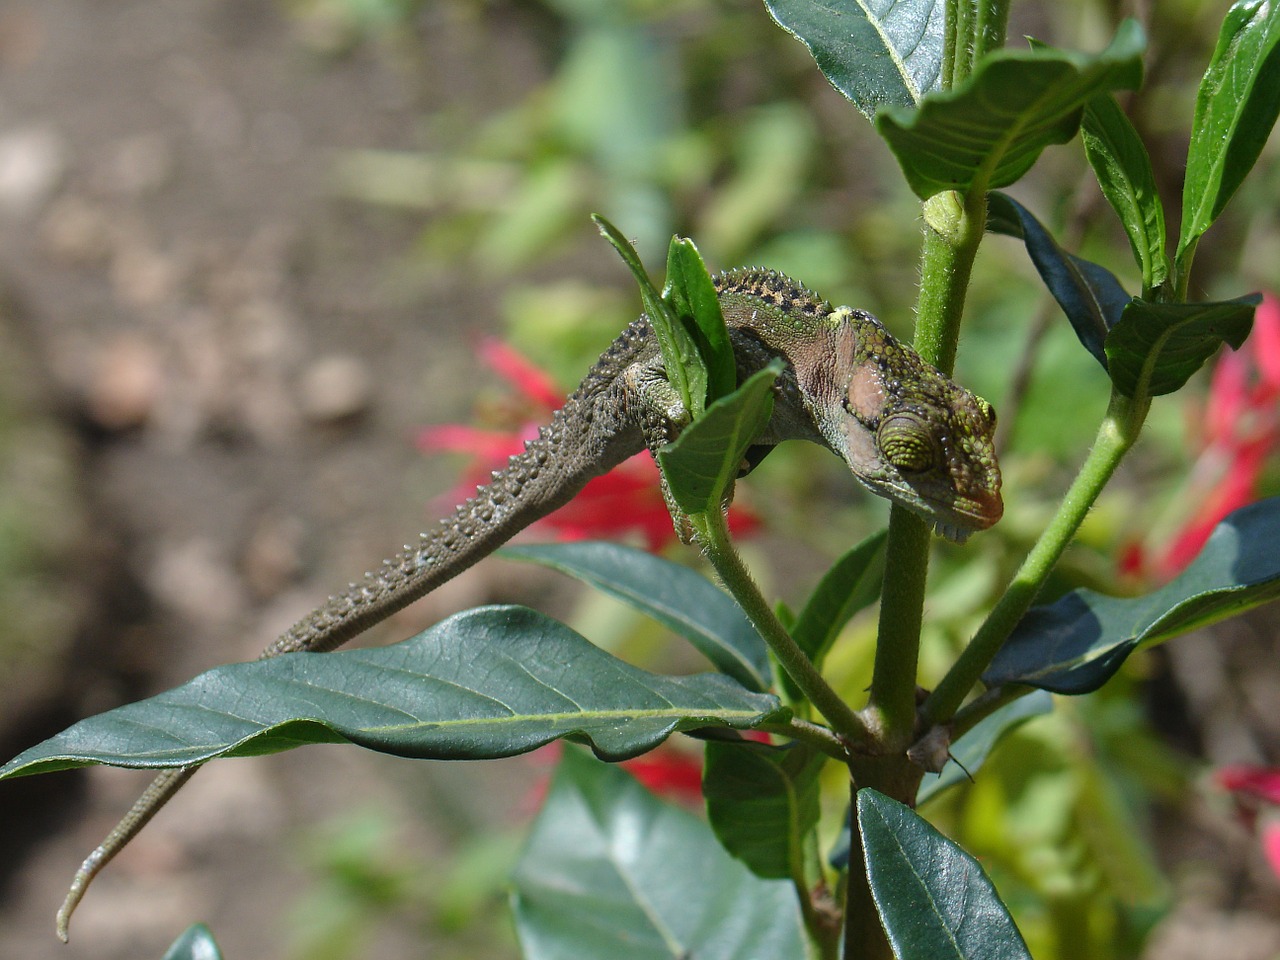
0,1,1277,957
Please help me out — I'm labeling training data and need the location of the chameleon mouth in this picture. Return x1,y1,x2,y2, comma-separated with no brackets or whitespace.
930,491,1004,544
933,519,976,544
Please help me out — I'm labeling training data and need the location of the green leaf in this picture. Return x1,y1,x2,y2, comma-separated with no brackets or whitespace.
1081,94,1170,292
1104,295,1256,399
775,530,886,702
987,192,1131,369
593,214,705,416
657,363,781,515
0,606,785,779
858,790,1032,960
1178,0,1280,269
502,541,770,692
762,0,944,121
916,691,1053,805
664,237,737,405
985,497,1280,694
513,748,807,960
703,740,825,880
877,20,1145,199
161,924,223,960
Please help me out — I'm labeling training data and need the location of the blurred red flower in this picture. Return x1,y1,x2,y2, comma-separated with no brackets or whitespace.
418,337,758,551
1214,764,1280,880
1125,294,1280,580
422,338,763,805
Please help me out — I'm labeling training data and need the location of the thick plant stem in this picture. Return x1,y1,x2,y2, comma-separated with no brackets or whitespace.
842,782,893,960
974,0,1010,60
694,510,870,748
868,189,986,746
866,508,930,745
922,391,1149,726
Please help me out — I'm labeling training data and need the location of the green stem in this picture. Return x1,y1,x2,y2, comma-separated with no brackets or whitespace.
948,682,1032,742
922,390,1149,726
791,849,840,960
973,0,1010,61
842,782,894,960
760,717,849,761
942,0,959,88
694,510,871,748
951,0,976,83
867,508,930,745
869,188,987,746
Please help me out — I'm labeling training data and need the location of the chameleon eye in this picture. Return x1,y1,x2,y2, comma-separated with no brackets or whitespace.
978,398,997,428
878,414,936,473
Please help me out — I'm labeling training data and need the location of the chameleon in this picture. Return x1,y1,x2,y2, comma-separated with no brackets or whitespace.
54,268,1002,939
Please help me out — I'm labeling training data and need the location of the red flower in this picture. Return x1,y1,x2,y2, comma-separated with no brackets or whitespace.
426,339,765,810
418,337,758,550
519,742,705,809
1127,295,1280,580
1214,764,1280,880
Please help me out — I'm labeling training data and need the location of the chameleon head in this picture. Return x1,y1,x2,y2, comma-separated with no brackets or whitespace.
813,308,1003,543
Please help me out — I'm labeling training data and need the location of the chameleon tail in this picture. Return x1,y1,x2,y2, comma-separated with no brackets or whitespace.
56,766,197,941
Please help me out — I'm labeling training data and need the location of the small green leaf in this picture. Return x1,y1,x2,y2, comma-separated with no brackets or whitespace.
0,607,785,779
703,740,825,880
162,923,223,960
1104,296,1256,399
502,541,770,692
513,748,807,960
916,691,1053,805
985,497,1280,694
593,214,705,416
664,237,737,405
858,790,1032,960
776,531,886,702
877,20,1145,198
657,363,781,515
1081,94,1170,292
763,0,944,121
1178,0,1280,270
987,192,1131,369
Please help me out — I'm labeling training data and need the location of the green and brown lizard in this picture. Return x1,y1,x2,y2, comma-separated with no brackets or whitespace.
56,268,1002,938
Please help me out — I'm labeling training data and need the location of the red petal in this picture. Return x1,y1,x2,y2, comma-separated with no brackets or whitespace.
1262,822,1280,879
478,338,563,410
1253,294,1280,393
1215,764,1280,804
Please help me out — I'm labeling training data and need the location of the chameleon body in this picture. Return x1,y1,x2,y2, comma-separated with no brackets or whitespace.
56,269,1002,938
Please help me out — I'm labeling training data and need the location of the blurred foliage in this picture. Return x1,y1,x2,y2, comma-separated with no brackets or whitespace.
271,0,1280,956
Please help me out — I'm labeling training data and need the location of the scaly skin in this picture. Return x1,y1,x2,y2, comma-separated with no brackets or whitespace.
55,269,1002,939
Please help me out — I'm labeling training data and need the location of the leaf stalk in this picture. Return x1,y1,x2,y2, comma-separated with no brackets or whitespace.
922,389,1148,726
693,509,871,749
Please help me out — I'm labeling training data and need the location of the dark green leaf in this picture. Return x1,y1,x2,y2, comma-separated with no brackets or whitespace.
657,363,781,515
763,0,944,121
1178,0,1280,268
513,748,807,960
1104,296,1256,398
987,192,1131,368
877,21,1144,198
859,790,1032,959
1081,94,1169,292
985,497,1280,694
916,691,1053,805
502,541,770,692
161,924,223,960
776,530,886,702
703,740,825,880
0,606,785,779
664,238,737,405
593,214,705,416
